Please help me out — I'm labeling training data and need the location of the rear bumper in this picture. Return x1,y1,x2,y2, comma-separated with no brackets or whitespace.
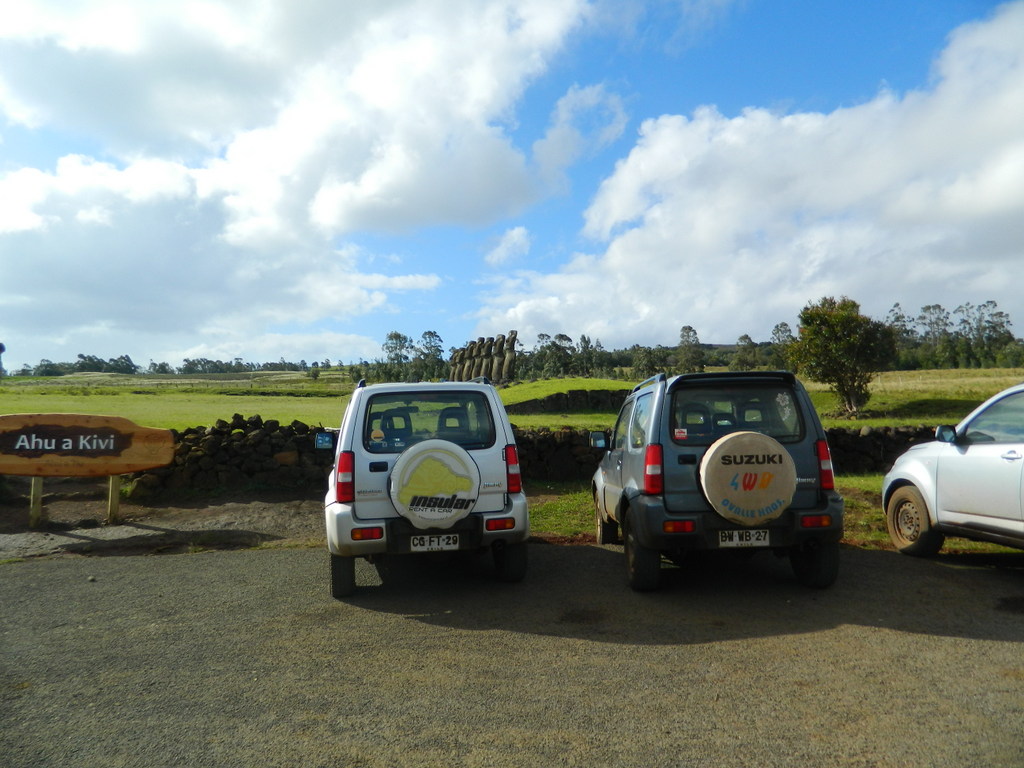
325,493,529,557
629,492,844,551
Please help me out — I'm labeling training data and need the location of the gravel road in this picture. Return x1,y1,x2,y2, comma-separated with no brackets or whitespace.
3,542,1024,767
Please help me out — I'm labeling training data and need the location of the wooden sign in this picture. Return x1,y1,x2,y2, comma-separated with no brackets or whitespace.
0,414,175,477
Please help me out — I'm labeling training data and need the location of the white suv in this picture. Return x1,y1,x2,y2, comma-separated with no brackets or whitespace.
324,379,529,597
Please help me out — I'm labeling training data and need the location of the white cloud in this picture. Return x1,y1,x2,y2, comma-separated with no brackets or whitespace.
0,0,592,367
486,226,532,266
1,0,1018,372
481,1,1024,347
533,83,628,189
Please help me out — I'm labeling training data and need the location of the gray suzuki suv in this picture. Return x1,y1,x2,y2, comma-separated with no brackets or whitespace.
592,372,844,591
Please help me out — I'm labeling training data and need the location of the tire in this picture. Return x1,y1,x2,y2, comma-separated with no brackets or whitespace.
594,491,620,545
789,540,840,588
388,439,481,530
330,553,356,598
624,516,661,592
493,541,528,583
886,485,944,557
699,432,797,527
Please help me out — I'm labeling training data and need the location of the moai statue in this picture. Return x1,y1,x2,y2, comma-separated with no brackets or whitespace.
461,340,478,381
490,334,506,383
448,348,463,381
471,337,490,379
501,329,518,383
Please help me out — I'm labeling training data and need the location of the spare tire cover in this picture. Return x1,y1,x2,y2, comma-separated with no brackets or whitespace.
388,439,481,530
699,431,797,527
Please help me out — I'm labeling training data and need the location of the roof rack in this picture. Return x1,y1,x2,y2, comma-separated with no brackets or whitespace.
632,373,667,393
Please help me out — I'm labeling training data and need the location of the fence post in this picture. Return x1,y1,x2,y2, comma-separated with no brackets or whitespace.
107,475,122,524
29,477,46,527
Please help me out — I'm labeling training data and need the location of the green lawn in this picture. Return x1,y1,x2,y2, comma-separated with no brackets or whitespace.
0,390,351,431
4,368,1021,431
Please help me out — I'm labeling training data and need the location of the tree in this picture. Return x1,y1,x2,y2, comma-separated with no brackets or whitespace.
630,345,659,379
767,322,795,369
788,296,897,415
915,304,954,368
382,331,413,365
730,334,759,371
677,325,705,373
885,302,921,369
572,334,596,377
411,330,445,380
953,300,1014,367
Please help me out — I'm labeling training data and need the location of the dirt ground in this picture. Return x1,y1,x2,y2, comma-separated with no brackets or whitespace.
0,475,583,555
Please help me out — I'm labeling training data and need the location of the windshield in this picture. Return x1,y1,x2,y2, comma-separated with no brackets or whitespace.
363,391,496,453
669,383,804,446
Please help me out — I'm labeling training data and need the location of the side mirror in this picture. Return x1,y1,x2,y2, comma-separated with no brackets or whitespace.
935,425,957,444
590,431,608,450
314,430,338,451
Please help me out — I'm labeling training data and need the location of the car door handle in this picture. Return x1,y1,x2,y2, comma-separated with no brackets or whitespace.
1000,450,1023,461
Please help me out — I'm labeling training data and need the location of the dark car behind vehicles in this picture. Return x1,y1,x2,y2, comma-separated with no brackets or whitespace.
591,372,844,591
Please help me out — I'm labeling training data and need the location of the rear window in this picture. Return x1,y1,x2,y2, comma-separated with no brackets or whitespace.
669,383,804,446
363,391,496,453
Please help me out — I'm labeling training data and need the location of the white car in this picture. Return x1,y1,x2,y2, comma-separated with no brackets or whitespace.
323,379,529,597
883,382,1024,556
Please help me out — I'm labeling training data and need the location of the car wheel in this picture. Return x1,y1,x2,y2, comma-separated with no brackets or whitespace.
886,485,944,557
493,541,528,583
699,432,797,527
330,553,356,598
594,491,619,545
624,516,661,592
388,439,481,530
789,540,839,588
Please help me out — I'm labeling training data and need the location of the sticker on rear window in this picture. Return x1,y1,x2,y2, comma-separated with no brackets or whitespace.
675,428,689,440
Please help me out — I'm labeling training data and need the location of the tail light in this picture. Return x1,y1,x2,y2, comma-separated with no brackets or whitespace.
486,517,516,532
816,440,835,490
351,526,383,540
643,444,664,495
504,444,522,494
663,519,695,533
335,450,355,503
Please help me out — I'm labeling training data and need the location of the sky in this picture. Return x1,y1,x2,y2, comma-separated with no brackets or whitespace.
1,0,1022,371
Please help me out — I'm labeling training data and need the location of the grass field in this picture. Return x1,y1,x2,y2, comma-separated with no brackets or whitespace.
3,368,1021,431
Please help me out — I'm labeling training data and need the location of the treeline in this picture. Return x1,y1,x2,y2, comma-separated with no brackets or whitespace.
5,299,1021,382
9,354,339,377
885,300,1023,369
506,300,1024,378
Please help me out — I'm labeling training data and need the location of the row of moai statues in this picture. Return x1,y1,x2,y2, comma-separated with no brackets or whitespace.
449,330,517,384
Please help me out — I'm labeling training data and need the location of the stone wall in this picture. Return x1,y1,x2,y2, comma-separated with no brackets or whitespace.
825,425,936,475
126,414,334,500
125,412,941,499
505,389,629,415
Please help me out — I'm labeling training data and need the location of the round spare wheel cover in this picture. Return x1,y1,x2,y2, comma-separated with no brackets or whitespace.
699,431,797,527
389,439,481,530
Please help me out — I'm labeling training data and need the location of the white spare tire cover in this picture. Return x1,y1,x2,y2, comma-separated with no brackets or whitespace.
388,439,481,530
699,431,797,527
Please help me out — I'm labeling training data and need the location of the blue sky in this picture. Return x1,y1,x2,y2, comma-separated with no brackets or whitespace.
1,0,1020,371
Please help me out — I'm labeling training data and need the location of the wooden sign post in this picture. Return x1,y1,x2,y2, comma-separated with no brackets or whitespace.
0,414,175,527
